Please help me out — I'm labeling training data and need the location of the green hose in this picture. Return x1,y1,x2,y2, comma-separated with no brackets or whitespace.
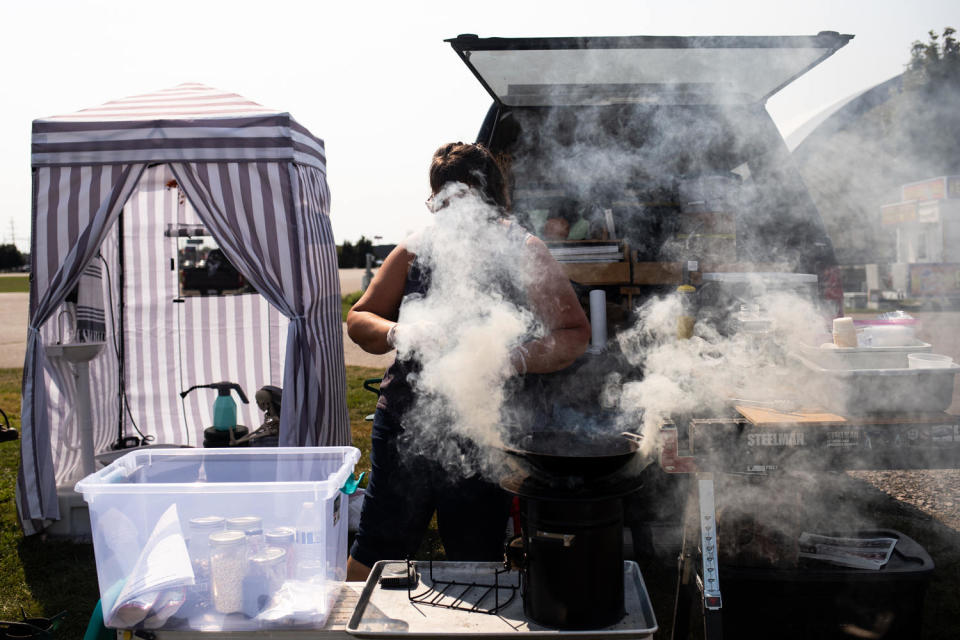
82,599,112,640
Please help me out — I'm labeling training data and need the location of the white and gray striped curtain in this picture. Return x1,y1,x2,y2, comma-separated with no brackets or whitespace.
121,165,287,447
18,163,146,534
37,222,122,490
169,162,349,446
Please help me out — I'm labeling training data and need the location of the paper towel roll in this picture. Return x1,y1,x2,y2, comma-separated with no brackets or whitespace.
589,289,607,353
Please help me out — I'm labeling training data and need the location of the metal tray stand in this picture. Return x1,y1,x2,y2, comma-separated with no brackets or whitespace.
407,559,519,615
346,561,658,638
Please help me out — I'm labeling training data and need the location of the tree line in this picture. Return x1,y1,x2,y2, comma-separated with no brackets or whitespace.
0,244,26,271
337,236,375,268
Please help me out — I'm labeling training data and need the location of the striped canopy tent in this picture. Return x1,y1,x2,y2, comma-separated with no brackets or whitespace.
18,84,349,535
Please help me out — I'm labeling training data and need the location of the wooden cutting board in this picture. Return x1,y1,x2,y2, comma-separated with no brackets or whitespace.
735,404,952,426
734,405,846,425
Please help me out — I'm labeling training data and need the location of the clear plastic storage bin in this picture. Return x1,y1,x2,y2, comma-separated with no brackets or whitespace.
75,446,360,633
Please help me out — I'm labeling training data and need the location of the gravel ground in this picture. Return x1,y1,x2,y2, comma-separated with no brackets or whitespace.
847,469,960,532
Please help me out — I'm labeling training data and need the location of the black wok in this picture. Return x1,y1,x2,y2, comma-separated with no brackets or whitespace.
502,431,640,479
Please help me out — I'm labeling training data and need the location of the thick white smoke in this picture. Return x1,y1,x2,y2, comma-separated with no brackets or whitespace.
392,183,543,476
610,283,828,457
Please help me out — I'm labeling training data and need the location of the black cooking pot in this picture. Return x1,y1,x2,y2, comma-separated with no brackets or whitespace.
503,431,640,479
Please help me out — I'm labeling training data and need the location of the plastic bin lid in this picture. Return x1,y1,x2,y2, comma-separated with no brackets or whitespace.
701,272,817,284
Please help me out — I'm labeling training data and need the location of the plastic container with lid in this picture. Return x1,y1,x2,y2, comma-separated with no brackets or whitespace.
859,324,916,347
75,446,359,632
855,311,921,347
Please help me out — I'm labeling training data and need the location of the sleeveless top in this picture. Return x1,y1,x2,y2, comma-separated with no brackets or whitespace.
376,223,533,424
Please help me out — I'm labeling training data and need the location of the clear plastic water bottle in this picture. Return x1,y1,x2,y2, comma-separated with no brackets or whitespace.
294,501,324,581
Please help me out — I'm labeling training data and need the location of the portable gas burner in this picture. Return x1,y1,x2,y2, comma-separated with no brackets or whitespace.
502,470,644,630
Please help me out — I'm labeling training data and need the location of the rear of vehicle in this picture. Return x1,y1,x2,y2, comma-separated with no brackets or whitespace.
446,33,851,318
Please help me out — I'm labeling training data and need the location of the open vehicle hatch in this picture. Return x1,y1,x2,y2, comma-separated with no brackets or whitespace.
446,33,853,107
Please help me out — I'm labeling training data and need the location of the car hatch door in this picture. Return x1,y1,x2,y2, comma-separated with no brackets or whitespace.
446,32,853,107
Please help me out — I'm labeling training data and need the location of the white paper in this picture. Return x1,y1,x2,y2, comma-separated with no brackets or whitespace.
798,532,898,570
108,504,195,624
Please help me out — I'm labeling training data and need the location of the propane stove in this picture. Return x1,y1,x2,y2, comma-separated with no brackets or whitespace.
500,470,645,630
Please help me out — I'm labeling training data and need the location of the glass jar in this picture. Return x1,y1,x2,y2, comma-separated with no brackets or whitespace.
185,516,225,613
264,527,296,577
209,530,246,614
242,548,286,617
226,516,265,558
251,547,287,594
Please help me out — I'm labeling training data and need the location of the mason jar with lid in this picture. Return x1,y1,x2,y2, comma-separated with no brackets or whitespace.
264,527,296,577
185,516,225,612
242,547,287,617
226,516,265,558
209,530,246,614
251,547,287,594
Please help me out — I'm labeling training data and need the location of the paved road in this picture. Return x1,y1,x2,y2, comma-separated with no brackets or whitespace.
0,270,393,370
0,293,28,370
338,268,394,370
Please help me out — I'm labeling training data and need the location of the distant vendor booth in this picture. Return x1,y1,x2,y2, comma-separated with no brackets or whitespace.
17,84,350,536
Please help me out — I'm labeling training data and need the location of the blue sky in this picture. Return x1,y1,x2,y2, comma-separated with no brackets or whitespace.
0,0,956,249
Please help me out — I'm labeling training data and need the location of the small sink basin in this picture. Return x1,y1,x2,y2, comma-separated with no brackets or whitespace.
46,342,106,363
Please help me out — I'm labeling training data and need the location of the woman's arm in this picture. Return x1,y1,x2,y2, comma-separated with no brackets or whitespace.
346,244,416,354
520,235,591,374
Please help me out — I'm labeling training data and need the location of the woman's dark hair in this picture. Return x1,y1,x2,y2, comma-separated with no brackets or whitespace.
429,142,510,211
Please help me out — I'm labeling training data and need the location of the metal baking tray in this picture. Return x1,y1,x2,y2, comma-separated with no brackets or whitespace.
793,353,960,414
346,561,658,638
794,341,932,370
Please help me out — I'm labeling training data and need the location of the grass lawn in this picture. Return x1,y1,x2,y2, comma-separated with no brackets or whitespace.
342,290,362,322
0,274,29,294
2,368,102,637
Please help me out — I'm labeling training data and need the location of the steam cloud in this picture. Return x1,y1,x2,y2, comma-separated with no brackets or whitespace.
386,71,958,554
392,183,543,477
612,287,827,458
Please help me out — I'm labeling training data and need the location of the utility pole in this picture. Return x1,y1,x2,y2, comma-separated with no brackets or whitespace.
7,219,14,245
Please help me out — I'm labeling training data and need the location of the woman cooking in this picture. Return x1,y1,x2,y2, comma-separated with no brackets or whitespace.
345,142,590,580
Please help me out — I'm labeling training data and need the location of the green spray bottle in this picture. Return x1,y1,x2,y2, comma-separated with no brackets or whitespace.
180,382,250,430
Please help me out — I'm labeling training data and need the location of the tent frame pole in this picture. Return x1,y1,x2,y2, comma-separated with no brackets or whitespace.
115,207,126,449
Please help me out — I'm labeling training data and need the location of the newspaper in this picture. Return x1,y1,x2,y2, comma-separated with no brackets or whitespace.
798,532,898,570
107,503,195,626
